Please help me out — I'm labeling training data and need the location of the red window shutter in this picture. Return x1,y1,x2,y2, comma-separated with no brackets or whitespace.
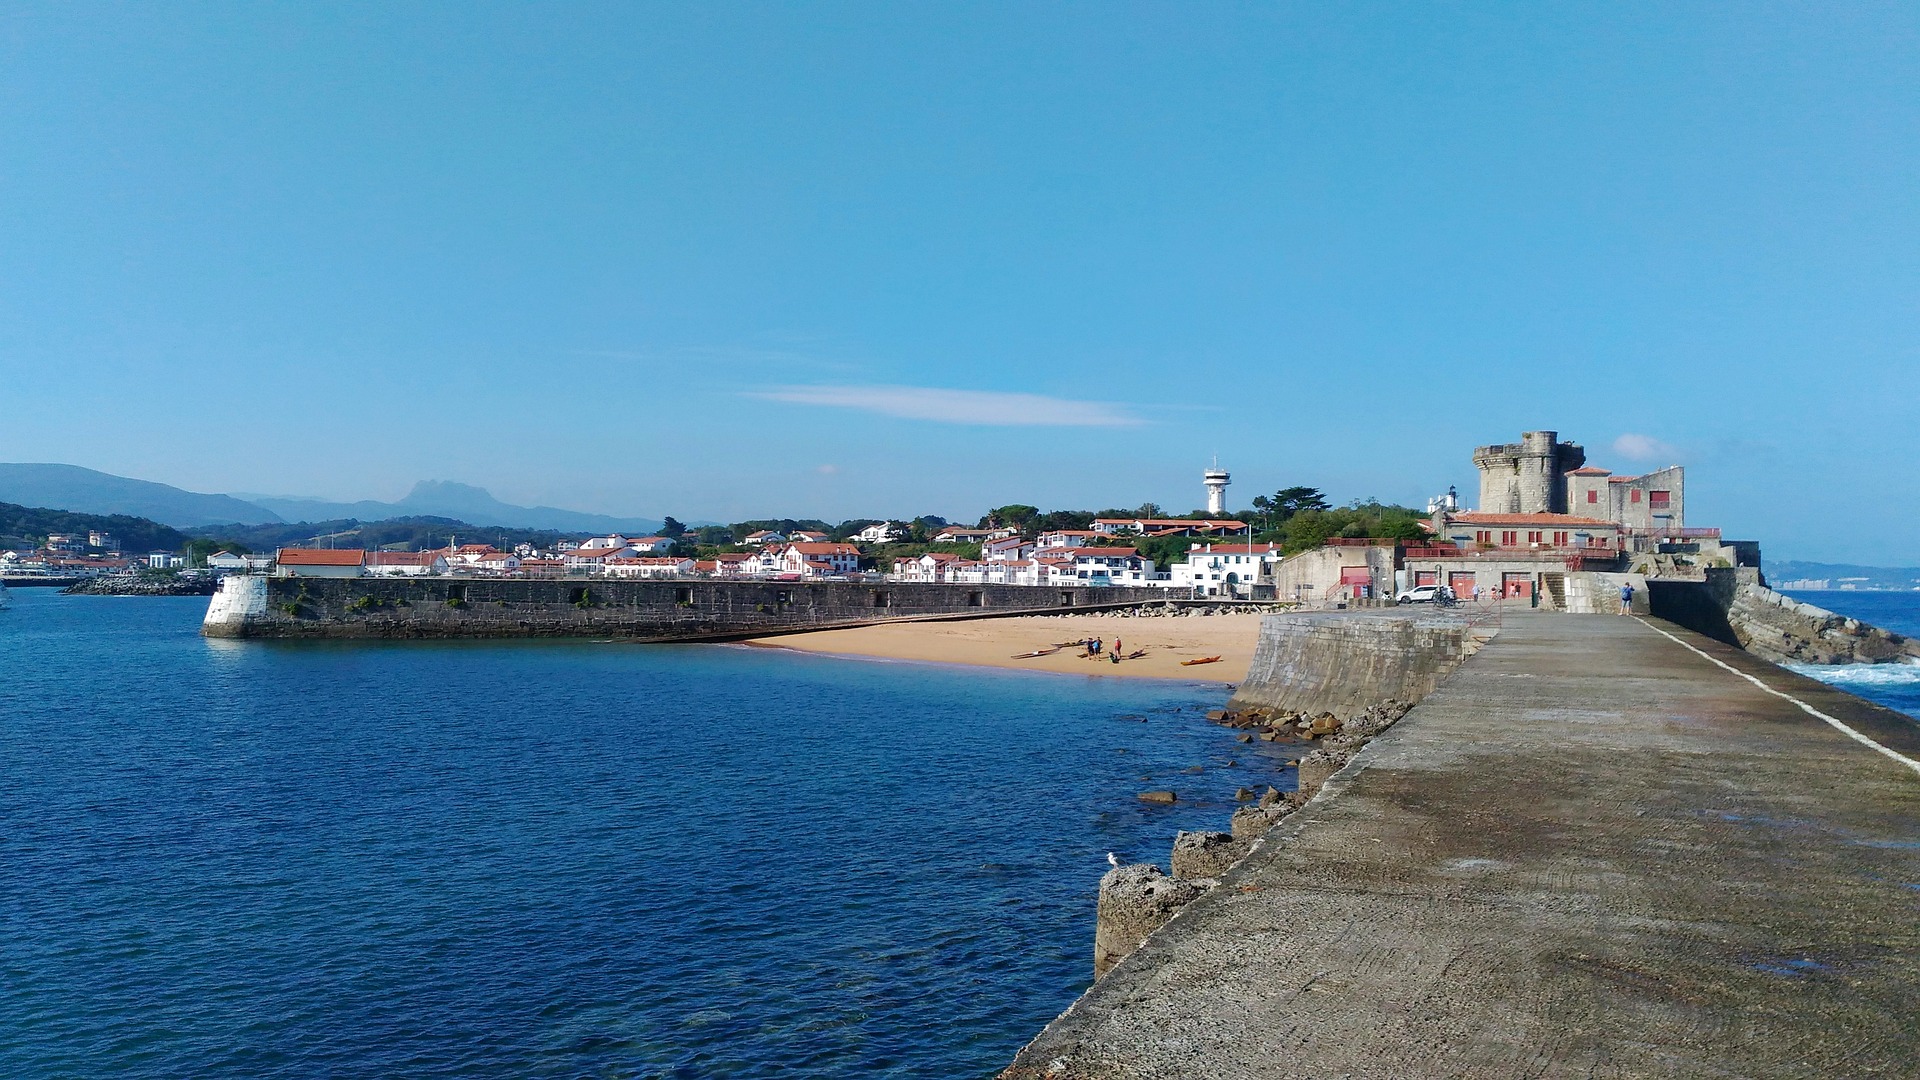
1587,490,1597,504
1631,490,1642,503
1650,490,1671,508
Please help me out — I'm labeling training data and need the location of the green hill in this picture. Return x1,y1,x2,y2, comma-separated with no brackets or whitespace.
0,501,190,554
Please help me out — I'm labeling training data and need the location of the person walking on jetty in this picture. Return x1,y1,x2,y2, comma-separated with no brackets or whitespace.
1618,581,1635,615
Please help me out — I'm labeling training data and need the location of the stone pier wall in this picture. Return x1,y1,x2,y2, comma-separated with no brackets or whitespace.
1228,611,1477,718
1650,568,1920,665
201,575,1173,640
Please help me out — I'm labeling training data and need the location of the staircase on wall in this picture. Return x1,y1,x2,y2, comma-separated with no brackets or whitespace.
1540,572,1567,612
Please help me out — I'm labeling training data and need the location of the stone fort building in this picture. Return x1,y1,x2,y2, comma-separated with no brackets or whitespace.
1472,430,1684,530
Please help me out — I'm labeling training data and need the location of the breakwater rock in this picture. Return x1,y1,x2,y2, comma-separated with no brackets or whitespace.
202,575,1176,640
64,574,218,597
1650,568,1920,665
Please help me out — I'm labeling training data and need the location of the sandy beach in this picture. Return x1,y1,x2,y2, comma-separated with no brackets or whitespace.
747,613,1267,682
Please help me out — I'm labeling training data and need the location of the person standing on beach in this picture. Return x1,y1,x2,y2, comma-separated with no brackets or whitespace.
1619,581,1634,615
1114,637,1122,658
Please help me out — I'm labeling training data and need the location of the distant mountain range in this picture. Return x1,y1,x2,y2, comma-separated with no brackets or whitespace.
1767,560,1920,591
234,481,663,535
0,464,661,535
0,464,282,528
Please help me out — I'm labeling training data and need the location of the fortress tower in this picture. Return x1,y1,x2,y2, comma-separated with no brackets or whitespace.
1203,463,1230,515
1471,431,1585,514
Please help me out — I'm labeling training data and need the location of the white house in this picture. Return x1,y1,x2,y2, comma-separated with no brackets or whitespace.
146,551,186,569
893,552,966,583
565,545,636,573
775,542,861,578
1172,542,1282,597
1036,530,1100,550
1052,547,1156,585
205,550,273,573
931,527,997,544
470,551,522,575
983,535,1036,562
626,536,674,554
743,530,786,546
708,552,759,578
365,551,450,577
853,522,905,544
788,530,831,544
603,555,696,578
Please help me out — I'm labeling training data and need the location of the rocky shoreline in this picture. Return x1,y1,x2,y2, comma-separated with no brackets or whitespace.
63,574,219,597
1093,697,1414,978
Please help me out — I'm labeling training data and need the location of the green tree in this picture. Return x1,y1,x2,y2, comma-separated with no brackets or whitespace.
979,504,1040,531
660,516,687,538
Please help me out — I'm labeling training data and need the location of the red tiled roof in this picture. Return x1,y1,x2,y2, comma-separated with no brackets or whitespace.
277,548,366,566
1568,467,1612,476
788,543,859,555
1448,513,1618,527
367,551,436,566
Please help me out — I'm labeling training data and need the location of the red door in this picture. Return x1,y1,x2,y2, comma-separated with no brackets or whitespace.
1415,571,1438,586
1448,572,1476,598
1502,572,1531,598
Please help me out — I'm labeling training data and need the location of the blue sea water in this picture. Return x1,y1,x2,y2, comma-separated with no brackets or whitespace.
0,590,1281,1078
1780,589,1920,721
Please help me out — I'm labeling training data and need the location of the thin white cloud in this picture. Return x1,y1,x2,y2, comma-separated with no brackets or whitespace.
1613,433,1679,462
749,384,1146,427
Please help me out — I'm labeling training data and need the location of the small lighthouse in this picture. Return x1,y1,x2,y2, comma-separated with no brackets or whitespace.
1203,461,1231,515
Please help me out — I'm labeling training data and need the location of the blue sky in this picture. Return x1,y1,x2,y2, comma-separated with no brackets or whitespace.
2,4,1915,562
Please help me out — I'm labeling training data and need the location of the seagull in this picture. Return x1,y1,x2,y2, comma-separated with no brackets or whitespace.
1107,852,1121,868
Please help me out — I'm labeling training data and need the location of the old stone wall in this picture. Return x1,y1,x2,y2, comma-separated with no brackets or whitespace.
1229,612,1476,718
1563,571,1650,615
202,576,1173,640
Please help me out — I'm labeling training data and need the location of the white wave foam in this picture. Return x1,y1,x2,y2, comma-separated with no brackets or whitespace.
1789,662,1920,687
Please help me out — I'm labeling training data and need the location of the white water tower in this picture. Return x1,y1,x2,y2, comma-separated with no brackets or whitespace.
1203,462,1230,515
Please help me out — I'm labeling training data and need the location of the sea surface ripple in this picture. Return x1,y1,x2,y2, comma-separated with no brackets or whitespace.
0,591,1282,1078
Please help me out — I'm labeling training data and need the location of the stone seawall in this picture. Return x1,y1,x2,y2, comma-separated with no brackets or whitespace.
1650,568,1920,665
1072,612,1483,981
201,576,1175,640
1228,611,1479,718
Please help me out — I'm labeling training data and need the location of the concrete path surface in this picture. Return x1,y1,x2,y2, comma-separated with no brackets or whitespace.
1005,614,1920,1079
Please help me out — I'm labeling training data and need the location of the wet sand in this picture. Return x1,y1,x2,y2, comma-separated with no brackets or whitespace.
748,613,1266,682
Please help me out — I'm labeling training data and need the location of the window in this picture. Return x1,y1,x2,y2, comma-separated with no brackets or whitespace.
1527,531,1542,544
1587,490,1598,504
1476,530,1493,545
1553,531,1569,546
1631,490,1642,503
1501,531,1518,546
967,590,983,607
872,590,890,608
1650,490,1671,509
675,587,693,604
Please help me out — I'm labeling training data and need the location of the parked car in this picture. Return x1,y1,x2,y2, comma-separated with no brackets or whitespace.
1395,585,1441,604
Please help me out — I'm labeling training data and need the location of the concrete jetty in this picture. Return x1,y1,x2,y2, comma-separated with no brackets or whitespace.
1006,613,1920,1078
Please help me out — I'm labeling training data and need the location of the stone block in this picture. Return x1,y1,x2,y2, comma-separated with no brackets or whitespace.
1170,830,1248,880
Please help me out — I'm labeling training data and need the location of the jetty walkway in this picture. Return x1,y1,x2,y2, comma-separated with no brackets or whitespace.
1008,614,1920,1078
